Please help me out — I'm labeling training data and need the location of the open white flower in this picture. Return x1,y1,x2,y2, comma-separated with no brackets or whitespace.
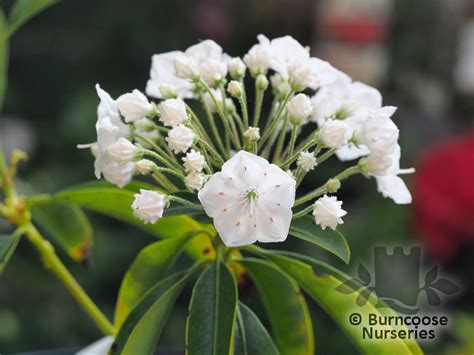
182,149,205,173
116,89,153,122
360,106,399,155
166,124,194,154
158,98,188,127
228,57,246,79
198,151,296,246
243,35,272,76
297,151,317,172
312,195,346,230
132,189,166,224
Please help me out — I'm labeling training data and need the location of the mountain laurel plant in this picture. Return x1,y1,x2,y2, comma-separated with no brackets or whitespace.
0,2,422,354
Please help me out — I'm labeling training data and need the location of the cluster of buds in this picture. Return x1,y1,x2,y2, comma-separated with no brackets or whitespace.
80,35,413,247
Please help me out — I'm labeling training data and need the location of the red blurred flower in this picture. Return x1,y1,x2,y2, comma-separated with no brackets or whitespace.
413,133,474,261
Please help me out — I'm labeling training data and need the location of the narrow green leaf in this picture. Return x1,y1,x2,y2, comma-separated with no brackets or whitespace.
254,249,422,355
289,216,350,263
26,183,217,261
8,0,58,36
112,268,198,355
186,260,238,355
234,302,279,355
114,234,194,326
31,202,93,262
0,9,9,112
0,227,24,274
237,258,314,355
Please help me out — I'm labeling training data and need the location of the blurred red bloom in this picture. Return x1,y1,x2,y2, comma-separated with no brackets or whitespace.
413,133,474,261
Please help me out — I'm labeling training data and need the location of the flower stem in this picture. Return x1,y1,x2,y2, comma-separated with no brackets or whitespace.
253,82,265,127
292,204,314,219
185,103,213,145
260,91,293,145
198,137,225,166
288,125,298,159
23,223,116,335
272,115,288,163
238,81,249,130
168,195,204,211
317,148,337,164
281,135,319,170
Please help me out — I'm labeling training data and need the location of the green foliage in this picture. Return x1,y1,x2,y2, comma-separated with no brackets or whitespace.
30,202,93,262
186,260,238,355
8,0,58,36
0,227,24,274
0,9,8,112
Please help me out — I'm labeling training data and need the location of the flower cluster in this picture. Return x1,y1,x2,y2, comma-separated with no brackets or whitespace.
81,35,413,247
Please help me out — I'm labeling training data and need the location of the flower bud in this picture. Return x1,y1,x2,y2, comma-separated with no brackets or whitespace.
256,74,269,91
228,57,246,80
297,151,317,172
243,127,260,141
227,80,243,98
182,149,205,173
166,124,195,154
363,153,393,176
288,62,312,92
136,159,156,175
174,55,200,80
159,84,177,99
133,118,155,132
185,172,205,191
106,138,140,164
326,178,341,193
287,94,312,125
312,195,346,230
132,189,166,224
158,98,188,127
361,106,399,155
320,119,348,148
200,59,228,85
116,89,153,123
243,44,271,76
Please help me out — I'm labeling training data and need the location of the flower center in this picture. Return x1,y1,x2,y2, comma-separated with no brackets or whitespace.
245,189,259,216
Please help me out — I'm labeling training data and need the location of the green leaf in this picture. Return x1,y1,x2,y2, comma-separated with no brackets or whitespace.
8,0,58,36
115,234,194,326
0,9,8,112
234,302,279,355
186,260,238,355
289,216,350,263
26,183,217,261
255,249,422,355
112,268,198,355
0,228,24,274
237,258,314,355
30,202,93,263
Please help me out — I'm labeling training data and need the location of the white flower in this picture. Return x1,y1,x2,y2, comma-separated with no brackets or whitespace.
319,119,348,148
95,84,130,136
227,80,243,98
106,138,139,164
77,336,115,355
174,55,200,80
133,117,155,131
136,159,156,175
287,94,312,125
145,51,194,99
364,153,393,176
200,58,227,85
185,172,205,191
270,74,291,97
361,106,399,155
132,189,166,224
243,35,272,76
102,161,135,188
182,149,205,173
158,98,188,127
297,151,317,172
116,89,153,123
166,124,194,154
312,195,346,230
198,151,296,246
228,57,246,79
243,127,260,141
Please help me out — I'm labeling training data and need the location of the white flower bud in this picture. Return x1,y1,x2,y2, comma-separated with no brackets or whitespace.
288,62,312,92
326,178,341,193
313,195,347,230
297,151,317,172
200,58,227,85
361,106,399,155
182,149,205,173
243,44,271,76
227,80,243,98
133,118,155,132
132,189,166,224
159,83,177,99
320,119,348,148
185,172,205,191
174,55,199,80
363,153,393,176
116,89,153,123
106,138,140,164
158,98,188,127
256,74,269,91
102,161,135,188
228,57,246,79
136,159,156,175
287,94,312,125
166,124,195,154
243,127,260,141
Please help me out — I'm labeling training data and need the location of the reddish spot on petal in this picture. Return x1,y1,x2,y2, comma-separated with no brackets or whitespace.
243,166,247,171
275,184,281,187
253,224,257,228
269,217,274,223
236,221,240,226
223,208,227,212
277,203,281,206
218,192,224,195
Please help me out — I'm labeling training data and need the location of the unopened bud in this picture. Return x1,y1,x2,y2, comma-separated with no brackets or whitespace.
136,159,156,175
256,74,269,91
326,178,341,193
227,80,243,98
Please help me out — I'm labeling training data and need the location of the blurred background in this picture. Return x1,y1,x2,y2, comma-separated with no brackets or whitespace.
0,0,473,353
